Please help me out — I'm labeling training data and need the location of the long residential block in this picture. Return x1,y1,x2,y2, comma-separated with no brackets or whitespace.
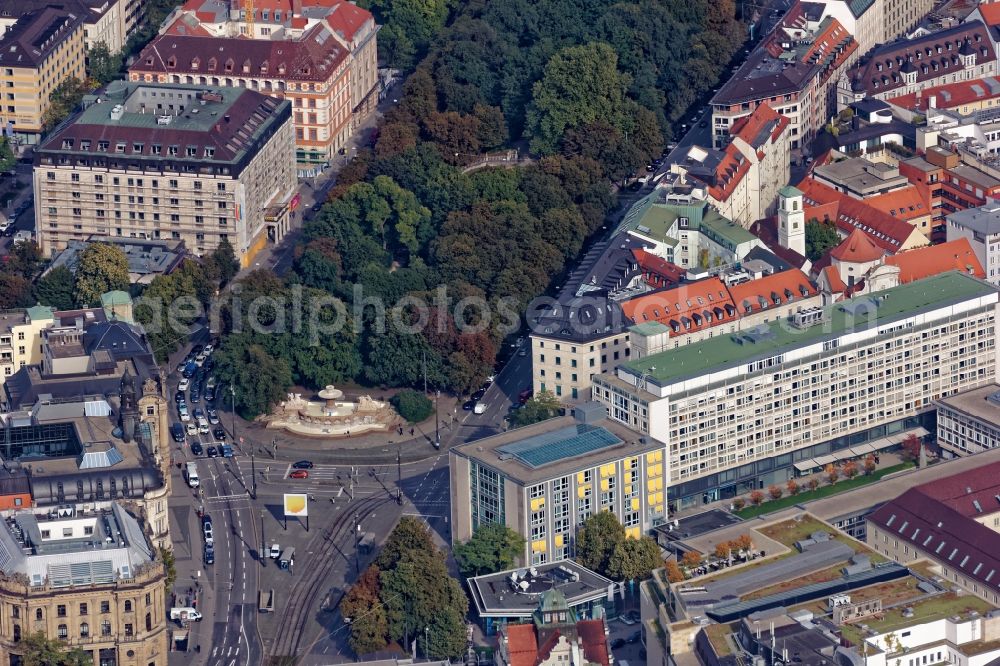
592,271,1000,512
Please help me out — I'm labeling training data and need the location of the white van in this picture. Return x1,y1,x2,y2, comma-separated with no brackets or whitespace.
185,462,199,488
473,402,487,415
170,608,202,622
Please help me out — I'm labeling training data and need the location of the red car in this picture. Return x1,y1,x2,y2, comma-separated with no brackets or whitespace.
289,470,309,479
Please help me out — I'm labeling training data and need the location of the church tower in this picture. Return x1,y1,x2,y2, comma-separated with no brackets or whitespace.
778,185,806,257
119,367,138,443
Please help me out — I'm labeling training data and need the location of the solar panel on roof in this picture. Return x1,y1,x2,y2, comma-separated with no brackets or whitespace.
496,425,624,469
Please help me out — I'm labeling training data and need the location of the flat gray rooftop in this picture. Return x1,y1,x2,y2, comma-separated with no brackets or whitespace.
468,560,612,618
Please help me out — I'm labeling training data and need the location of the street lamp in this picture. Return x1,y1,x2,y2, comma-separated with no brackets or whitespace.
434,390,440,450
230,384,237,443
354,513,361,575
424,627,430,658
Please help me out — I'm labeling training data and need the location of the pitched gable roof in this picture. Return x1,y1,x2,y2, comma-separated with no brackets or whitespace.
620,278,737,335
730,103,791,148
868,462,1000,597
885,238,986,282
829,228,885,263
504,624,539,666
864,186,930,222
797,178,925,253
727,268,817,315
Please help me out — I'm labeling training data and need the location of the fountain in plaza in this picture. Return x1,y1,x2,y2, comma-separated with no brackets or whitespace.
261,385,399,438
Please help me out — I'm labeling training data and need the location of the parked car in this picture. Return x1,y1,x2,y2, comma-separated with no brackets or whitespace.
171,423,185,443
186,423,198,436
627,630,641,643
212,427,226,441
289,470,309,479
610,638,626,649
191,441,203,456
174,391,185,403
207,446,218,458
205,386,216,402
197,418,210,435
204,544,215,565
178,378,190,391
202,517,213,544
292,460,313,469
221,444,234,458
203,343,214,355
195,353,207,367
269,543,281,558
207,409,220,425
462,400,476,411
178,405,190,422
472,388,486,401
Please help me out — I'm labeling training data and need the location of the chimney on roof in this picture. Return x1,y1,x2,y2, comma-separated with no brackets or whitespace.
292,0,302,15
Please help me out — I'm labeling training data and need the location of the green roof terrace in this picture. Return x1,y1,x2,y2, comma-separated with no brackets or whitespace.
620,271,997,387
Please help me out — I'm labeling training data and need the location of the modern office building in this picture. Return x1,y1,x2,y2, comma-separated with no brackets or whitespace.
33,81,296,266
450,403,668,566
592,271,1000,511
0,503,169,666
0,8,86,142
936,384,1000,456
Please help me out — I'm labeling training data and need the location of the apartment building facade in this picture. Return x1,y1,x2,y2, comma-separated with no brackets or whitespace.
838,22,997,109
0,504,168,666
0,8,86,143
947,202,1000,285
450,403,668,566
711,12,859,150
33,82,296,266
131,0,379,175
592,271,999,512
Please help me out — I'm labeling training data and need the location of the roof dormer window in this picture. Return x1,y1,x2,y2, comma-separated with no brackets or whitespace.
243,59,251,73
208,57,217,71
166,55,176,69
191,57,200,70
224,58,234,73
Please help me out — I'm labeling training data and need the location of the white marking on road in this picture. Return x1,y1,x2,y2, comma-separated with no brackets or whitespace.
227,647,233,656
212,647,219,657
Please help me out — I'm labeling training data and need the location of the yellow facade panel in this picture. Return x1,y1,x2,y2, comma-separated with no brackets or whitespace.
577,472,586,484
530,497,545,511
600,479,610,492
577,485,590,499
555,534,564,547
626,527,640,540
532,539,547,553
630,498,640,511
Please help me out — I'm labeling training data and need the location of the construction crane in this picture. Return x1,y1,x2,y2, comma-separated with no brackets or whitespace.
243,0,254,36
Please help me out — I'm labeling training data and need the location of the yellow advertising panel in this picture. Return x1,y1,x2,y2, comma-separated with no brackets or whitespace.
284,493,308,517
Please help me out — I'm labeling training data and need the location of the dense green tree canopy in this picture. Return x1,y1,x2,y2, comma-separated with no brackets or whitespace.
576,511,627,577
34,266,76,310
805,219,840,261
454,524,526,577
73,242,129,307
509,390,562,428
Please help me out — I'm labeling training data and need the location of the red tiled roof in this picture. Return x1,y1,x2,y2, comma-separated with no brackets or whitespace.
730,103,790,147
820,265,847,293
620,278,737,335
131,24,349,83
708,146,752,203
177,0,372,42
868,462,1000,597
829,228,885,263
979,2,1000,26
726,268,817,315
887,76,1000,112
885,238,986,282
577,620,611,666
631,248,685,289
864,186,930,222
503,624,539,666
797,178,923,253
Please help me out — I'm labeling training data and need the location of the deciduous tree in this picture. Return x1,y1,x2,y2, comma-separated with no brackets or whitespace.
575,511,627,577
74,242,129,306
665,559,685,583
608,536,662,581
805,219,840,261
454,524,526,577
509,390,561,428
768,485,783,500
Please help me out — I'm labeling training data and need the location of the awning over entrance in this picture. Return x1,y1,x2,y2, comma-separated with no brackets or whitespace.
793,460,819,473
812,453,837,466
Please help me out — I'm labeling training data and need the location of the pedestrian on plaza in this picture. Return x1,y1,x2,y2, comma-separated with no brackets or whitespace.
410,428,414,436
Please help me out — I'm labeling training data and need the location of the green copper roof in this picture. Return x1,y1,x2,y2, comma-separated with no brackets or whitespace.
779,185,803,198
621,271,996,386
629,321,672,336
26,305,54,323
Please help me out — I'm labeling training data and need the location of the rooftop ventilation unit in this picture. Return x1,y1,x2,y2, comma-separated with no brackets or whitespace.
156,115,172,126
109,105,124,121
